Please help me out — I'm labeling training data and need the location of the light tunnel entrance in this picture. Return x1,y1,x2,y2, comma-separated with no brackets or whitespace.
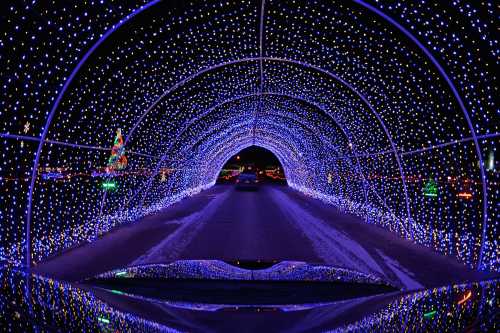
217,146,286,184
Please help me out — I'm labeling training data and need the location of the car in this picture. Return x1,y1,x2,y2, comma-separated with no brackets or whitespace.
236,171,259,190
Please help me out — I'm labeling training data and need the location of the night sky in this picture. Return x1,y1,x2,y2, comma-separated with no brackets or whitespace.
222,146,283,170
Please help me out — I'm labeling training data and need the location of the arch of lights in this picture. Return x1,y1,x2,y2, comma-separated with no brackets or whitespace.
0,0,497,271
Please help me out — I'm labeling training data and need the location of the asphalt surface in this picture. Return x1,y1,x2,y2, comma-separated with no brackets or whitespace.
33,184,494,289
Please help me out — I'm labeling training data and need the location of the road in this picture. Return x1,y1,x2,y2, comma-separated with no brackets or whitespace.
33,184,493,289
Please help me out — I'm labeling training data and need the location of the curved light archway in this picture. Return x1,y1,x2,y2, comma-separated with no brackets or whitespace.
0,0,496,272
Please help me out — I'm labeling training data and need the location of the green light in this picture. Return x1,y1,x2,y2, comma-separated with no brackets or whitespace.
115,271,127,277
423,178,438,197
98,317,110,324
102,181,117,190
424,310,436,318
111,289,124,295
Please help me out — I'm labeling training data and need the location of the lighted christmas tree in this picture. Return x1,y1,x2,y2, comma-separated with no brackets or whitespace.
106,128,127,173
423,178,438,197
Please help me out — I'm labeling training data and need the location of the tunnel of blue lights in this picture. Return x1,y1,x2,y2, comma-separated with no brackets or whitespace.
0,0,497,271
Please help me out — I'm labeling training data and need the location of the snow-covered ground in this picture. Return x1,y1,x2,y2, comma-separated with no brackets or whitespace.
269,187,423,289
132,189,231,265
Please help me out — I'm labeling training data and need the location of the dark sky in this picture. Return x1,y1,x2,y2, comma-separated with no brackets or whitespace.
222,146,282,170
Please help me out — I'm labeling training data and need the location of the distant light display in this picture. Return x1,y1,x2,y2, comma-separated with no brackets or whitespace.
102,180,117,191
0,0,497,272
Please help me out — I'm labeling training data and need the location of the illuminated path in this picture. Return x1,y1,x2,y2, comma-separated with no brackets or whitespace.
33,185,492,289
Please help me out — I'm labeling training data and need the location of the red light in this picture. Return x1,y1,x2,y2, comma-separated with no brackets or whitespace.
458,192,473,199
457,291,472,305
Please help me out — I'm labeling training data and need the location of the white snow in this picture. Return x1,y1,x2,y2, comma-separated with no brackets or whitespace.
268,188,385,277
132,190,231,265
375,249,424,290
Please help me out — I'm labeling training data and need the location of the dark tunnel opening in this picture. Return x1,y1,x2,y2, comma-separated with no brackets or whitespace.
217,146,286,184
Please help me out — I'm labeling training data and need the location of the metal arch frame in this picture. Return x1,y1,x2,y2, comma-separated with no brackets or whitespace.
158,92,352,153
207,134,293,179
174,117,364,209
181,112,338,166
194,125,303,173
174,109,340,159
154,128,297,200
120,89,405,219
352,0,489,269
132,94,360,210
165,94,350,159
24,0,163,268
123,57,400,159
207,138,292,184
173,117,318,172
210,118,350,200
118,57,413,235
251,0,267,142
93,56,412,238
121,92,363,210
26,0,487,268
202,130,298,182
